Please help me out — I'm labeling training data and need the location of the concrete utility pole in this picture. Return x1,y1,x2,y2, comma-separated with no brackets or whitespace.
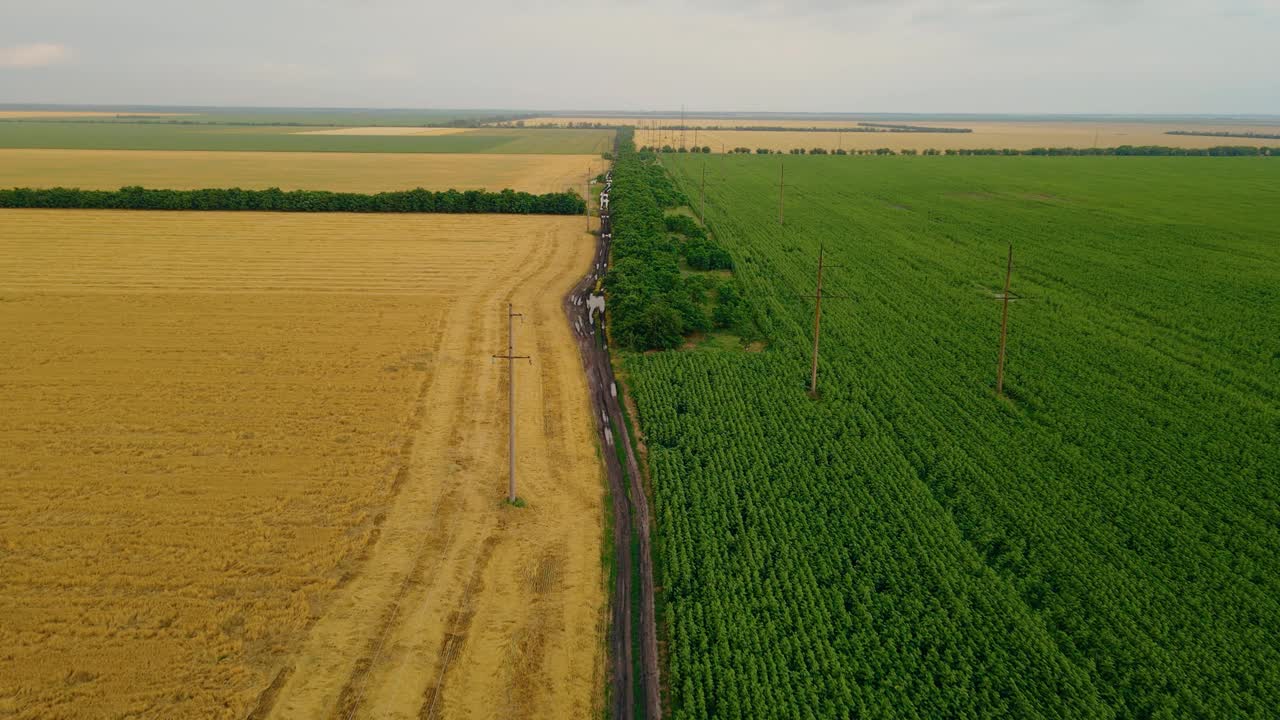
493,304,531,502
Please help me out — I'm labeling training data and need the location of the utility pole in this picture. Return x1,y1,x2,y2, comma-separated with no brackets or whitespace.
995,245,1014,398
988,243,1029,394
700,160,706,223
801,245,847,397
586,171,592,232
810,245,826,395
694,126,699,151
493,304,531,503
681,104,687,150
779,159,786,225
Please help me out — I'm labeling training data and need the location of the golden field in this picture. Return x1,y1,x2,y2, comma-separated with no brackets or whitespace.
566,119,1280,152
0,149,599,194
0,210,604,719
637,123,1280,153
291,127,470,136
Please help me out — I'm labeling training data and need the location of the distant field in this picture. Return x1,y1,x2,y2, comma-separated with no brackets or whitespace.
0,210,604,719
0,149,601,194
0,106,529,126
627,121,1280,152
0,122,613,154
0,111,194,119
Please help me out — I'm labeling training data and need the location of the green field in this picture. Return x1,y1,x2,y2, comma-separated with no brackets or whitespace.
0,121,613,154
624,153,1280,717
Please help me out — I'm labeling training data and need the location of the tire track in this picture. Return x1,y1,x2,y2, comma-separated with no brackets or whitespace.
324,241,524,720
345,221,589,720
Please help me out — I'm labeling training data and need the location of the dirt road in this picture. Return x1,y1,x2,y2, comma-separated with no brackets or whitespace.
563,180,662,720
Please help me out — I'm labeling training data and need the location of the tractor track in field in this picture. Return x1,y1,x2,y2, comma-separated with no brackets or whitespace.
564,165,662,720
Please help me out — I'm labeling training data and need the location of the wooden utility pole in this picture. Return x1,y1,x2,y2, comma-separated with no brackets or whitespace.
493,304,531,503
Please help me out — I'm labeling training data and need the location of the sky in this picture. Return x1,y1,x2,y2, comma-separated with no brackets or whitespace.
2,0,1279,114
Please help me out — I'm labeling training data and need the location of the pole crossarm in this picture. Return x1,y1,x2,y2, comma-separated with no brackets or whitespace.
796,293,851,300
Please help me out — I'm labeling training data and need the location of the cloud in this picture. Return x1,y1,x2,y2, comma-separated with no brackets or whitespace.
0,43,72,68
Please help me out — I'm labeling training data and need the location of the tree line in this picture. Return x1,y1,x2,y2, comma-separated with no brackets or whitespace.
857,122,972,133
1167,130,1280,140
604,128,747,351
0,186,586,215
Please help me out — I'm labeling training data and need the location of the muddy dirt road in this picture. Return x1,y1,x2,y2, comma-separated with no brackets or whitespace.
563,180,662,720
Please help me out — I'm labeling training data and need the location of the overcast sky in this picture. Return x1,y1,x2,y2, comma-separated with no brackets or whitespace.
2,0,1278,114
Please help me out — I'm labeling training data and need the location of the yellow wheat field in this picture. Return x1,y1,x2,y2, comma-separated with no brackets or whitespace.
616,120,1280,152
0,149,599,194
291,127,471,136
0,210,604,719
